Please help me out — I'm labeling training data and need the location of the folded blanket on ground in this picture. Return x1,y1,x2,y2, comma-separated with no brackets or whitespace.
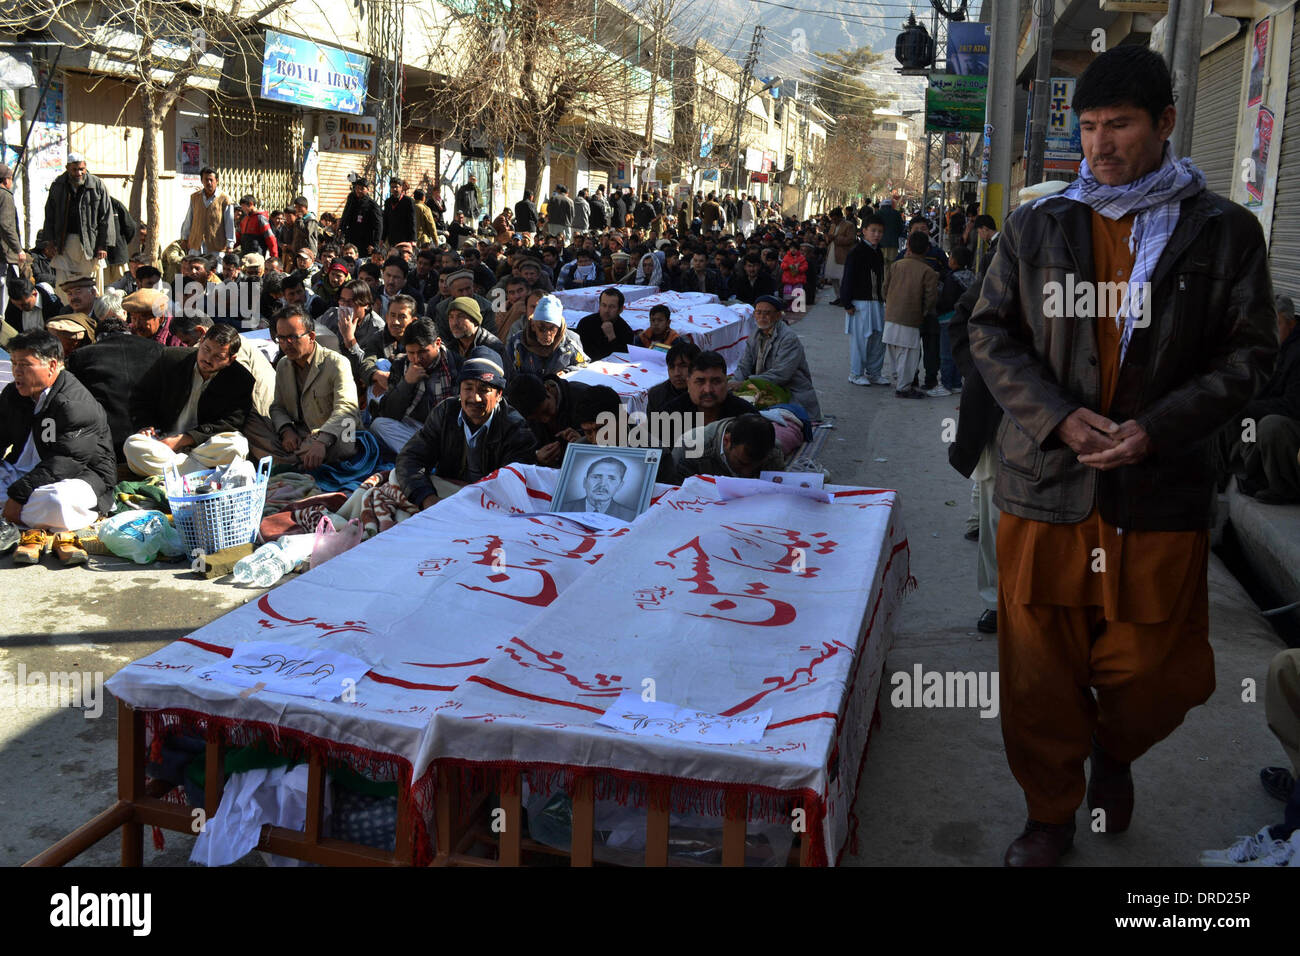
311,431,390,494
336,470,417,538
259,491,349,542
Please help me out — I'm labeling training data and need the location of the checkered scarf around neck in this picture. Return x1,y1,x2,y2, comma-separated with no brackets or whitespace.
1036,141,1205,364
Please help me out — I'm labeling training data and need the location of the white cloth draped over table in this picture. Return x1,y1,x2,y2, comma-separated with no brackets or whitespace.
106,465,911,865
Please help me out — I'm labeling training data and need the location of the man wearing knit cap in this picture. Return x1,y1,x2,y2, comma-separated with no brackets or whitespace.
432,268,492,341
504,293,587,380
41,152,115,301
123,288,187,347
395,345,537,508
445,295,507,366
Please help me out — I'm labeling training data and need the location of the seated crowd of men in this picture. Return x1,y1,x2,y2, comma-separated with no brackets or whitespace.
1,202,829,561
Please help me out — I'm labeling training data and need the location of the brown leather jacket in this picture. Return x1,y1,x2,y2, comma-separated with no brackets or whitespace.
968,189,1277,531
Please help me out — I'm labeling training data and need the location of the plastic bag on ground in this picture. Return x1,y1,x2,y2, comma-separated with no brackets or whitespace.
99,510,186,564
311,514,363,568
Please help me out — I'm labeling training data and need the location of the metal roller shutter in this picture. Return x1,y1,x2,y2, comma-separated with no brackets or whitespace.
1268,20,1300,298
1189,31,1246,197
208,102,302,211
315,151,360,217
399,128,440,193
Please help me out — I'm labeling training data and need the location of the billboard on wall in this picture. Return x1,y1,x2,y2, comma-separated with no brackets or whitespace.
926,74,986,132
1043,77,1082,171
261,30,369,115
946,23,990,76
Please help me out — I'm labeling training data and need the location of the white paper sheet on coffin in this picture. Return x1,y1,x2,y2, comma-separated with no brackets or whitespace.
428,479,909,862
105,465,636,783
543,511,632,532
716,475,832,504
198,641,370,702
596,690,772,744
626,344,667,368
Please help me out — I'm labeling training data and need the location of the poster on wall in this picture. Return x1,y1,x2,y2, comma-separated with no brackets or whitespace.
1248,20,1269,108
946,22,990,76
180,140,201,176
1246,106,1273,205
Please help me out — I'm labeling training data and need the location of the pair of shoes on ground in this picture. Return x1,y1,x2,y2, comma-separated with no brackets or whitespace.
895,385,927,399
1005,742,1132,866
13,528,89,566
1201,827,1300,866
924,384,953,397
848,374,871,386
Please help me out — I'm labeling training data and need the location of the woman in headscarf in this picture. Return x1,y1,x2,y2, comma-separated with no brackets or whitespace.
632,251,663,288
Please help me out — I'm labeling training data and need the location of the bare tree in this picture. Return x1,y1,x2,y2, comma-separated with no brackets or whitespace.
1,0,294,258
418,0,676,198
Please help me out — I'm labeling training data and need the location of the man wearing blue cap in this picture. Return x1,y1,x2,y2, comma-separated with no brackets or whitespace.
395,346,538,509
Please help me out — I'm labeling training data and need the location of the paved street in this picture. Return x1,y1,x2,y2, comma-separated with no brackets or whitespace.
0,293,1289,866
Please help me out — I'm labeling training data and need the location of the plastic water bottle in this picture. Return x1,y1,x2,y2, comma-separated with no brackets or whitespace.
232,541,295,587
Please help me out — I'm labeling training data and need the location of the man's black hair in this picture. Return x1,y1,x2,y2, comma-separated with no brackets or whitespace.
973,214,997,231
951,245,973,268
907,231,931,255
690,350,727,375
11,328,63,362
665,339,701,368
505,373,548,417
729,413,775,460
205,321,241,354
648,304,671,322
281,273,305,291
172,312,214,338
1072,45,1174,125
401,318,441,349
199,166,217,179
358,261,382,280
864,214,885,229
573,385,622,426
273,305,313,332
599,286,625,309
382,255,409,276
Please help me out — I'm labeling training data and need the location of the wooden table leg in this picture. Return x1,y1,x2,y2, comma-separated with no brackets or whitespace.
721,790,747,867
304,752,325,845
117,701,145,866
570,776,594,867
394,770,414,865
203,735,225,821
498,771,522,866
798,797,814,867
644,782,670,867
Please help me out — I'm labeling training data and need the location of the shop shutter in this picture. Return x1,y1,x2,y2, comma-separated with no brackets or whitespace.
208,102,302,212
1189,31,1245,197
1268,20,1300,298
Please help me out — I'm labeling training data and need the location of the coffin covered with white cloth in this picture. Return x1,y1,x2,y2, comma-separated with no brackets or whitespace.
105,464,911,865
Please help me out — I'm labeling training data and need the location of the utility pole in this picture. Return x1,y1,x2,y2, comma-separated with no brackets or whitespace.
1165,0,1204,157
982,0,1019,226
1025,0,1055,186
731,24,763,196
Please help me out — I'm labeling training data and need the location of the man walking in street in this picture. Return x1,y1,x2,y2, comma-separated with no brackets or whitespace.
340,178,383,255
841,214,889,387
968,46,1278,867
179,166,235,256
41,152,115,301
0,163,23,319
456,174,482,223
383,178,417,246
547,185,574,241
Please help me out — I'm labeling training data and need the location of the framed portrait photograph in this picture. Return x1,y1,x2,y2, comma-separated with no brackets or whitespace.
551,444,661,520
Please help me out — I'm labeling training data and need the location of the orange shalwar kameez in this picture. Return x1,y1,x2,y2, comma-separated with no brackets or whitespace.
995,211,1216,824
